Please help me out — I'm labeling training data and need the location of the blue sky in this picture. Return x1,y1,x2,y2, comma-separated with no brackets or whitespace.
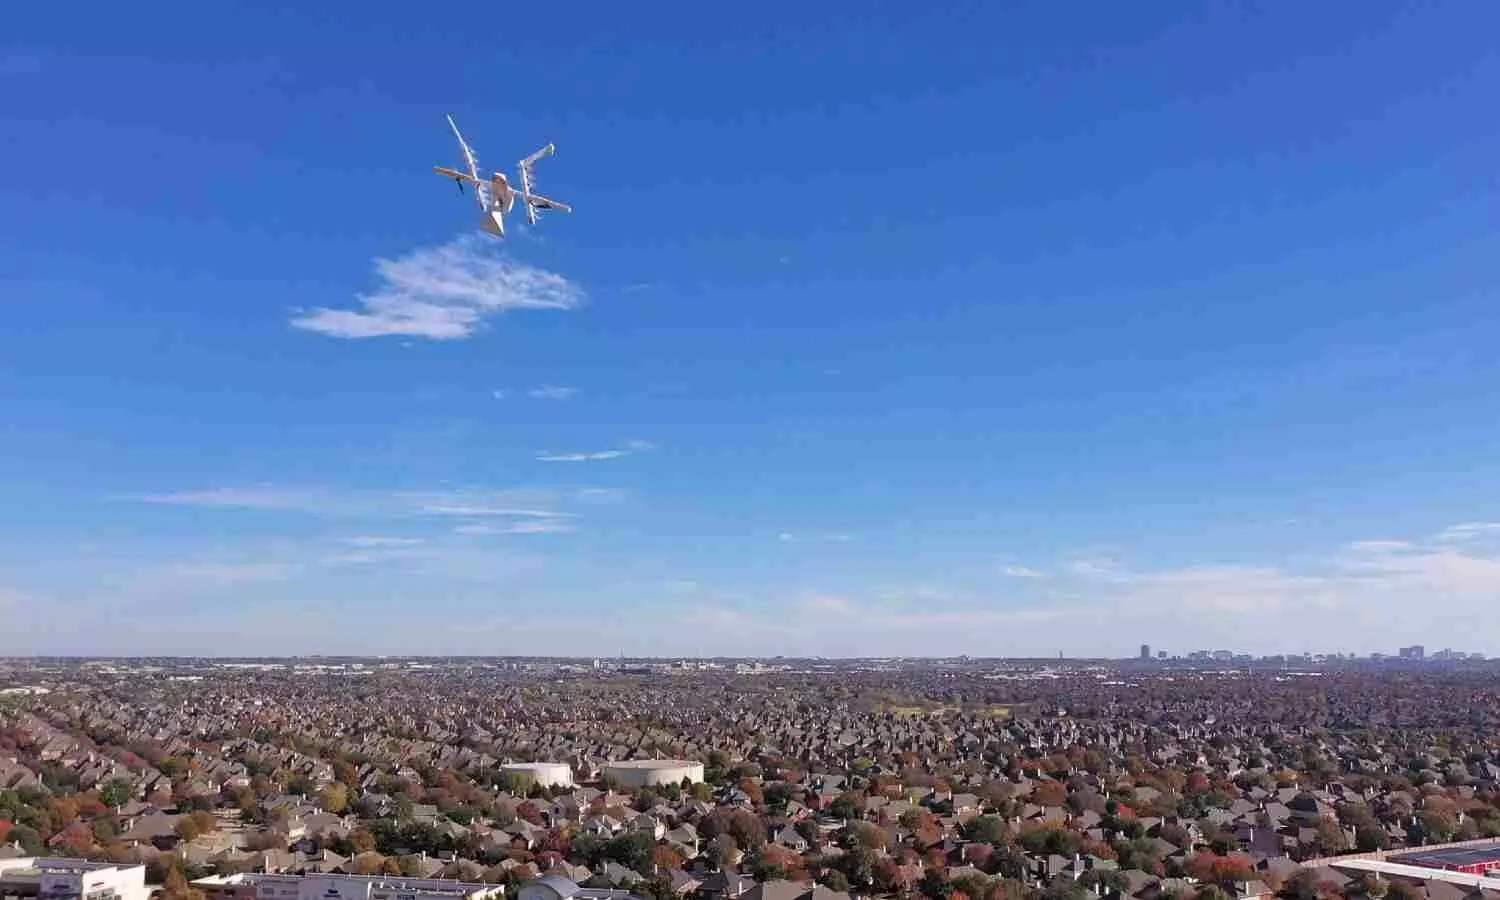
3,2,1500,657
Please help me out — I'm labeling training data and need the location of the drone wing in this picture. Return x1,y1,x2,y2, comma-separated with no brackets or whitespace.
524,192,572,214
518,143,558,226
434,166,481,183
446,115,490,211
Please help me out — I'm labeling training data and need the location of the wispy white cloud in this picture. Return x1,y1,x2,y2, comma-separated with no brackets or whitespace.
156,562,298,587
289,235,582,340
672,522,1500,657
1435,522,1500,543
575,487,628,503
342,536,426,548
127,485,587,522
1001,564,1043,578
418,504,575,519
491,389,508,400
801,593,853,613
453,519,576,536
538,450,629,462
134,486,326,510
536,440,654,463
777,532,854,544
527,384,578,400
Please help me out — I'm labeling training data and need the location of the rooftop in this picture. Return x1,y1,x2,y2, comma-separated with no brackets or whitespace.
1390,845,1500,870
0,858,141,876
193,873,499,896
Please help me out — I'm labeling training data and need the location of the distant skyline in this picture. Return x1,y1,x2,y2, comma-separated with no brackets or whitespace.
3,3,1500,656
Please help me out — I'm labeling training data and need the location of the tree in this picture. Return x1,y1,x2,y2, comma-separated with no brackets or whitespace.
829,791,865,821
764,782,795,810
100,779,133,809
720,808,767,849
8,824,44,855
1355,826,1388,852
1186,853,1256,889
1080,869,1132,896
712,834,739,869
967,815,1008,845
1041,877,1088,900
820,870,851,893
846,821,888,851
1279,870,1322,900
57,821,95,856
1313,819,1348,855
398,855,427,878
189,810,218,835
1034,781,1068,808
175,817,202,843
836,844,878,890
737,779,765,807
651,843,684,872
318,783,349,814
163,865,204,900
604,831,654,871
350,827,377,854
164,867,189,900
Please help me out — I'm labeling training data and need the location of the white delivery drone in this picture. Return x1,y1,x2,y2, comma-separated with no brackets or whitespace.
434,114,572,237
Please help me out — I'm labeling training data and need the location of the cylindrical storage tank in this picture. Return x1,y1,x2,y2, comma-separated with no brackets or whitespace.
501,761,575,789
601,759,706,788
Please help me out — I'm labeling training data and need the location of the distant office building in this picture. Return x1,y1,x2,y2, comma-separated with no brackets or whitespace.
1399,645,1426,660
0,858,149,900
1390,846,1500,875
1139,644,1151,661
193,873,638,900
1157,650,1168,660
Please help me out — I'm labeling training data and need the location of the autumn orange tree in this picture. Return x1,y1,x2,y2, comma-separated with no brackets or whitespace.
651,843,684,871
1184,852,1256,888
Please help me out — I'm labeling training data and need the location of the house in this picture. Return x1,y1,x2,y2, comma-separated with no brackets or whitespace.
773,826,809,852
697,870,754,900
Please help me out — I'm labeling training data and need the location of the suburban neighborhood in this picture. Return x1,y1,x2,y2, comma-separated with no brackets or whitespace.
4,658,1500,900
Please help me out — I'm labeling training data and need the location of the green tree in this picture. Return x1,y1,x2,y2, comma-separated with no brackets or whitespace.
967,815,1008,844
100,780,133,809
604,831,654,871
1354,826,1388,852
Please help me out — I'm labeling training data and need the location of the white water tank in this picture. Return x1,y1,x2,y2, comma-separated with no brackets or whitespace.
501,761,575,788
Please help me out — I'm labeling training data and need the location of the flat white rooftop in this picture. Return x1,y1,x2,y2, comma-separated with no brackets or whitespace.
1327,858,1500,891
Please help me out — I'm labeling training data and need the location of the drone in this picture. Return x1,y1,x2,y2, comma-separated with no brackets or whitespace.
434,114,572,238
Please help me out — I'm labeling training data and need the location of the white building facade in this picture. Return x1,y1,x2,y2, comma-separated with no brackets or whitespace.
0,859,149,900
194,874,636,900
